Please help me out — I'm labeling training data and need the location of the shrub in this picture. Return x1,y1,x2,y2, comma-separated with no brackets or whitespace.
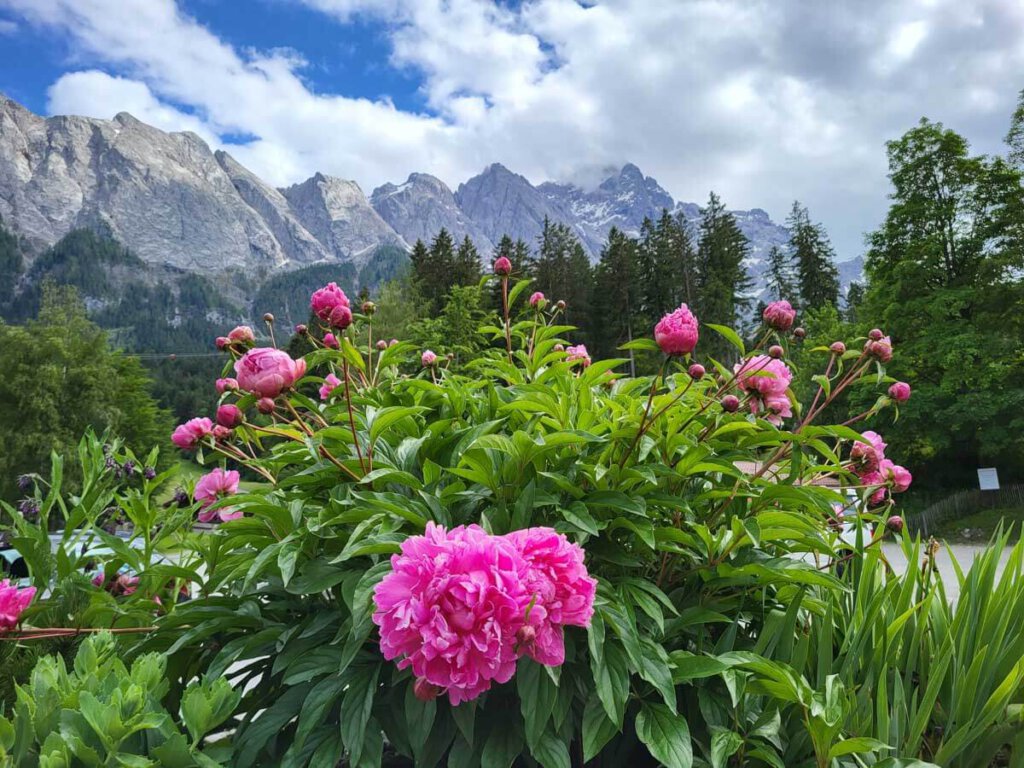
132,275,935,768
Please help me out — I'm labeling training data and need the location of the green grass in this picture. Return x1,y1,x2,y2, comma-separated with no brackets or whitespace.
934,506,1024,544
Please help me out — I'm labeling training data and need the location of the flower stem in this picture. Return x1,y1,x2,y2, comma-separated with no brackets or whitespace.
501,276,513,365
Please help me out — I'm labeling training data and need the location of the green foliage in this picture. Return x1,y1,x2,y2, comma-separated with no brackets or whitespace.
0,219,25,308
253,261,358,329
0,286,172,500
407,284,487,367
0,632,238,766
788,201,840,311
532,217,593,338
862,118,1024,486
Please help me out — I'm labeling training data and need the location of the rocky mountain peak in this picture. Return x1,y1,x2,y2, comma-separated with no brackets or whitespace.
371,172,492,251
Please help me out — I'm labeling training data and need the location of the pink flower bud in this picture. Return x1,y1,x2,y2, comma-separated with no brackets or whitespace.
688,363,705,380
256,397,276,414
323,333,339,349
793,327,806,339
389,339,399,347
866,336,893,363
493,256,512,276
263,313,275,324
376,339,388,350
762,300,796,332
553,343,565,352
886,515,904,533
212,425,234,441
516,624,537,646
215,336,230,350
868,328,884,341
216,404,243,428
529,291,546,307
830,341,846,355
311,282,351,325
888,381,911,402
295,324,308,335
361,301,376,315
215,377,238,394
721,394,740,412
413,678,442,702
421,350,438,367
555,300,566,311
228,326,255,344
768,345,784,359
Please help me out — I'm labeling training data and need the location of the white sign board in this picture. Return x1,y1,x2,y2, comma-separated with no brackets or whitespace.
978,467,1000,491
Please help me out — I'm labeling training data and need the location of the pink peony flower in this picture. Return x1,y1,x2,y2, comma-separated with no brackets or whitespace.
228,326,255,345
734,356,793,425
565,344,591,367
215,336,230,350
212,425,233,441
172,418,214,450
866,335,893,363
881,459,913,493
529,291,546,307
888,381,911,402
654,304,699,356
310,283,353,328
421,350,437,367
216,404,243,428
373,523,533,705
503,528,597,666
215,377,238,394
0,580,36,630
323,332,340,350
194,468,242,524
234,348,307,398
762,300,796,332
851,431,887,473
493,256,512,276
319,373,341,401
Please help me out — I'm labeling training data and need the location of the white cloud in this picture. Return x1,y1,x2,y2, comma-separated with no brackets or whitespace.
3,0,1024,259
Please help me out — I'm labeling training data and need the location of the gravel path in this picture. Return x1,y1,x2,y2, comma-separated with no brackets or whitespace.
881,542,1016,602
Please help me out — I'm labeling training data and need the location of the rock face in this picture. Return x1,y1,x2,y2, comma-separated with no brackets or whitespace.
281,173,406,262
454,163,573,250
372,172,492,252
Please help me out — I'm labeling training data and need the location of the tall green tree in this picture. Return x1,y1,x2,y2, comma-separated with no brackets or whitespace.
788,202,840,310
765,244,798,304
533,218,592,339
591,228,641,372
637,210,697,322
1006,87,1024,169
409,230,457,313
452,236,482,287
694,192,752,359
0,284,171,500
863,118,1024,485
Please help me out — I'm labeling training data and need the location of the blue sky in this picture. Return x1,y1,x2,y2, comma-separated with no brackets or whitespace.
1,0,1022,261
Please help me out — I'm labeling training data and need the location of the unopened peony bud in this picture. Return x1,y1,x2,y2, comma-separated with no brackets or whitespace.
721,394,741,412
553,343,565,352
376,339,388,350
888,381,911,402
295,324,307,335
768,345,784,359
215,336,230,349
323,332,339,349
216,404,243,428
446,352,455,361
361,300,376,315
263,313,275,324
555,300,566,311
228,326,255,345
529,291,546,308
886,515,904,534
830,341,846,355
866,336,893,363
389,338,399,347
212,425,234,441
793,327,806,339
493,256,512,276
256,397,276,414
688,363,706,380
421,350,438,367
868,328,884,341
762,300,796,332
413,678,442,702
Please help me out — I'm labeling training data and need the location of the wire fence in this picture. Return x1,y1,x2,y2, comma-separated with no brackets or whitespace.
908,484,1024,536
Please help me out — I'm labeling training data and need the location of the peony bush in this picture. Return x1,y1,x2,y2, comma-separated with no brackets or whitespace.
126,267,935,768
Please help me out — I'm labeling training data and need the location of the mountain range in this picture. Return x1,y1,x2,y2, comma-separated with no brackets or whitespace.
0,94,861,300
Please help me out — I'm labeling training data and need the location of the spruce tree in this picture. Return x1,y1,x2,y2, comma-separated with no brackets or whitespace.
637,210,697,325
533,218,592,340
452,236,482,287
1007,87,1024,169
591,227,641,372
694,192,753,359
787,202,840,310
410,230,457,313
765,244,797,303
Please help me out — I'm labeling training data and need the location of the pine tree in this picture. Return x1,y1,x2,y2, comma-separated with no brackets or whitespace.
843,281,865,323
636,210,697,325
694,192,753,359
452,236,482,287
591,227,641,371
787,202,840,310
765,244,797,303
410,230,457,313
533,218,592,339
1007,88,1024,169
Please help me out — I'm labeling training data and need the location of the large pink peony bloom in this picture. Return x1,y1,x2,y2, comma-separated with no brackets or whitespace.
504,528,596,666
310,283,352,328
654,304,699,356
0,580,36,630
881,459,913,493
762,300,796,332
194,468,242,523
234,348,307,398
373,523,532,705
172,417,214,450
565,344,591,367
734,355,792,424
851,430,887,473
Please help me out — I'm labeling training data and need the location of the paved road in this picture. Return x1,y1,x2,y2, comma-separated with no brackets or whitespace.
881,542,1016,602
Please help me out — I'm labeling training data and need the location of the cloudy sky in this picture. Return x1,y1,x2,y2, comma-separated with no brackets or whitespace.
1,0,1022,260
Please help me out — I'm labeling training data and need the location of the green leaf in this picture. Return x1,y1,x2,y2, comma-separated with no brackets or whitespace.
341,665,380,765
404,681,436,759
828,737,888,758
529,730,570,768
591,641,630,727
711,730,743,768
706,324,745,355
582,694,619,762
481,719,524,768
636,703,693,768
518,658,556,750
619,338,661,352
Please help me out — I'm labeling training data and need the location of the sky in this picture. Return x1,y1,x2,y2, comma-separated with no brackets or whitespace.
1,0,1023,261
